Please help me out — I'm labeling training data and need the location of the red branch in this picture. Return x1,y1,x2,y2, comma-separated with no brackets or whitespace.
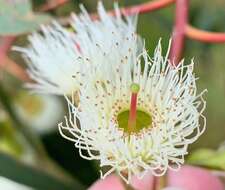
112,0,225,47
169,0,189,65
0,56,30,81
61,0,175,23
0,36,29,81
117,0,175,16
186,25,225,43
40,0,69,11
0,37,16,65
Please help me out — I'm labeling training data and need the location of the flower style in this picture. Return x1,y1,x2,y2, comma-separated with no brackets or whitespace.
59,40,206,183
13,2,141,95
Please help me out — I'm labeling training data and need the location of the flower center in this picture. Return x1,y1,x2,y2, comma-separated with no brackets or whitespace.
117,110,152,133
117,83,152,134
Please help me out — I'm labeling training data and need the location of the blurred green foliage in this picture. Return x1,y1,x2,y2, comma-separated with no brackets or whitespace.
0,119,23,157
188,148,225,170
0,151,85,190
0,0,51,35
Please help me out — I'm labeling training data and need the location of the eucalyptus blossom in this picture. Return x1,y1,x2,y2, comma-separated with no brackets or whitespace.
59,41,206,183
14,2,141,95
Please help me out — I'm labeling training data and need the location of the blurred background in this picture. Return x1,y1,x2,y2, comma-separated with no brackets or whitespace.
0,0,225,189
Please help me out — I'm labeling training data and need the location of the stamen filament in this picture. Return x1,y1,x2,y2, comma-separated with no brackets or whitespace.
128,83,140,133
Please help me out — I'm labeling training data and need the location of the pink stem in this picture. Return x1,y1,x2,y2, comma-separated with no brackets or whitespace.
186,25,225,43
107,0,225,45
0,56,30,81
117,0,175,16
39,0,69,11
0,36,16,65
0,36,29,81
68,0,175,22
169,0,189,65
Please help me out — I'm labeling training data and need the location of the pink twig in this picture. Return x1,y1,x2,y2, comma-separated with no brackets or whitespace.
39,0,69,11
0,56,30,81
60,0,175,24
0,36,29,81
169,0,189,65
116,0,175,16
0,36,16,65
103,0,225,47
186,25,225,43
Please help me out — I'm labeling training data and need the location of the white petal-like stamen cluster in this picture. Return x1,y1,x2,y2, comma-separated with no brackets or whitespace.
59,41,206,183
13,2,141,95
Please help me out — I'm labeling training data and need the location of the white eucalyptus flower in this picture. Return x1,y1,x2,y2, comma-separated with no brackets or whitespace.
59,41,206,183
14,92,64,134
13,2,141,95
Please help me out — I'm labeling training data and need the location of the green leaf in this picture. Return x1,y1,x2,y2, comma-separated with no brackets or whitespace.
0,120,24,157
0,0,52,35
0,83,47,156
187,148,225,170
0,152,86,190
